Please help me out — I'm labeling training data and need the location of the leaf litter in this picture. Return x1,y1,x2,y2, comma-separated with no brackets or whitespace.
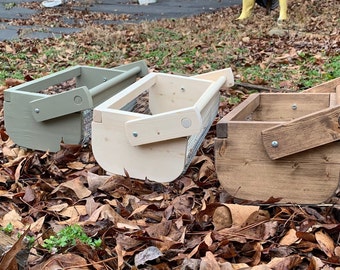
0,0,339,269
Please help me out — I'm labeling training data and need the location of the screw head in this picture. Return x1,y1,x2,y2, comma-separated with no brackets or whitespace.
292,104,297,110
271,141,279,148
132,132,138,137
181,117,192,128
34,108,40,113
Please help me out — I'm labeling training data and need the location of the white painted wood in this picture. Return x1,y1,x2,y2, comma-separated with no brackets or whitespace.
125,107,202,146
92,110,188,182
193,68,234,88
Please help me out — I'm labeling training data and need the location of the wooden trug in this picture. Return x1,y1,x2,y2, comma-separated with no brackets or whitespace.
4,61,148,152
92,68,234,182
215,78,340,204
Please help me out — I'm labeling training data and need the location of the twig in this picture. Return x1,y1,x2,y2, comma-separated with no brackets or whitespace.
234,82,295,93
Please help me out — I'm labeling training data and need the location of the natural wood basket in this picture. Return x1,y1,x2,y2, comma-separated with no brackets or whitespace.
92,69,234,182
215,78,340,204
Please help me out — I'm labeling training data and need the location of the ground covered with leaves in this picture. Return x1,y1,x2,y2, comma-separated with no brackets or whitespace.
0,0,339,269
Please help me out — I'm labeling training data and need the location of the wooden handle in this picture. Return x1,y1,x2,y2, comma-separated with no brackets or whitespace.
262,106,340,160
89,66,141,98
195,76,226,112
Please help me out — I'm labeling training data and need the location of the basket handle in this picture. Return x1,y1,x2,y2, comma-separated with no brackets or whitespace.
125,75,226,146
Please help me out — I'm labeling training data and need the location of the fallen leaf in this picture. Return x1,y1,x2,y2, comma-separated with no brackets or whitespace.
52,177,91,199
267,254,302,269
0,210,24,229
279,229,300,246
212,205,232,230
315,230,335,257
67,161,86,170
30,253,89,270
200,251,220,270
134,246,163,267
225,204,259,226
22,185,35,203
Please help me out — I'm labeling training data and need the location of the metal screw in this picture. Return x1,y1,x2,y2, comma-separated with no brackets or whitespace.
132,132,138,137
292,104,297,110
180,87,185,92
181,117,192,128
74,95,83,104
34,108,40,113
271,141,279,148
103,77,107,82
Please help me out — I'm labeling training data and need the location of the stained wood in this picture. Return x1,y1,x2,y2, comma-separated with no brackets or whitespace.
215,123,340,204
251,93,330,121
216,93,260,138
215,92,340,204
262,106,340,159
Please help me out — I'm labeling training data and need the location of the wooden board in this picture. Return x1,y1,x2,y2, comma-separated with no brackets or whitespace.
262,106,340,159
215,121,340,204
251,93,330,121
92,109,188,182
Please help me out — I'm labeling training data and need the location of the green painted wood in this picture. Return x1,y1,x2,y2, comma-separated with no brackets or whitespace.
4,61,148,152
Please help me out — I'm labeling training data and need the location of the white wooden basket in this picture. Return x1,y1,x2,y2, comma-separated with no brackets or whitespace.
92,69,234,182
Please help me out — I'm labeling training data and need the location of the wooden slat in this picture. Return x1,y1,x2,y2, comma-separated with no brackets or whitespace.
262,106,340,160
215,122,340,204
303,77,340,93
216,93,260,138
252,93,330,121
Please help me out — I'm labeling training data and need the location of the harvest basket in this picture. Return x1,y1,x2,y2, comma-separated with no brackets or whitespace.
92,68,234,182
4,61,148,152
215,78,340,204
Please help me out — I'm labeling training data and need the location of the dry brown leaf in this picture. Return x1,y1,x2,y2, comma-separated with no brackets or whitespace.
115,242,124,270
242,210,270,227
67,161,86,170
29,216,45,234
134,246,163,268
212,205,232,230
279,229,300,246
47,203,69,212
0,210,24,229
59,205,87,218
335,246,340,257
22,185,35,203
225,204,259,226
200,251,220,270
267,254,302,269
54,177,91,199
86,172,110,192
5,78,25,87
82,204,140,229
30,253,89,270
0,85,8,92
315,230,335,257
85,196,101,216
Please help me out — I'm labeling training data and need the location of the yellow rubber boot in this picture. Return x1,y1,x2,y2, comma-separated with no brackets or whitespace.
237,0,256,20
278,0,287,20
